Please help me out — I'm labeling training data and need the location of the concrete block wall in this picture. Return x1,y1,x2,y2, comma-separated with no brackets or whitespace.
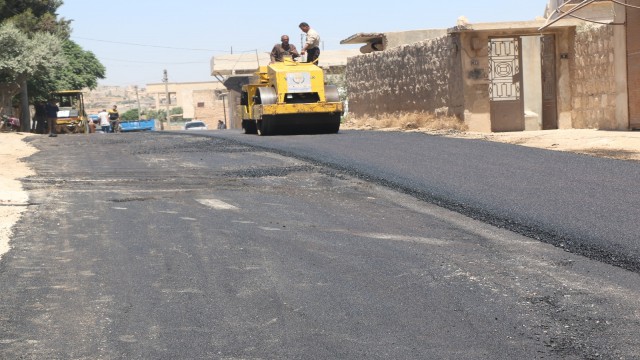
346,36,459,118
571,24,618,129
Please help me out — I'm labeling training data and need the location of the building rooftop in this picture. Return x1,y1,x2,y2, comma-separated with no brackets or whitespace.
210,49,361,76
448,18,584,33
341,29,448,53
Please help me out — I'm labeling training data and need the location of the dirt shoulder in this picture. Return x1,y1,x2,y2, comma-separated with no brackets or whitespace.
445,129,640,162
342,125,640,162
0,133,36,259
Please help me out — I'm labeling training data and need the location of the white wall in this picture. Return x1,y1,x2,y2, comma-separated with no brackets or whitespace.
522,36,543,131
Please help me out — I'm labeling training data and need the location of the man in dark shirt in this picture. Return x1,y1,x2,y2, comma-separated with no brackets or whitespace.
270,35,300,63
45,99,59,137
34,101,47,134
108,105,120,133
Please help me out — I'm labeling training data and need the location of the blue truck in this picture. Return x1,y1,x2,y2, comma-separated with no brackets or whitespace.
119,119,156,132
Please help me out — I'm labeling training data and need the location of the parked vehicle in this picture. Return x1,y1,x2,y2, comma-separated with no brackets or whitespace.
184,120,207,130
120,119,156,132
0,114,20,132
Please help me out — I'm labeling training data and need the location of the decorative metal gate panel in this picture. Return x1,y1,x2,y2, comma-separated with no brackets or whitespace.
541,35,558,129
628,0,640,129
489,37,525,132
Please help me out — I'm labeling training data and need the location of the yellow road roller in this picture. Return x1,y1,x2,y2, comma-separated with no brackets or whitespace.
240,59,343,135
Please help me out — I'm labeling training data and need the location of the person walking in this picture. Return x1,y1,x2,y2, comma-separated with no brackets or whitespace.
217,119,226,129
108,105,120,133
270,35,299,63
34,101,47,134
98,109,110,133
299,22,320,65
45,98,59,137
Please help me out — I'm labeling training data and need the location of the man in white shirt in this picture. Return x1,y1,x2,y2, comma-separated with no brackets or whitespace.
98,109,110,133
299,22,320,65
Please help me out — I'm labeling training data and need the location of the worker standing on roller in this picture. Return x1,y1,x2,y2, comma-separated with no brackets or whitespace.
299,22,320,65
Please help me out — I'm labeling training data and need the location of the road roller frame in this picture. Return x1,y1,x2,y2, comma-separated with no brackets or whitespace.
240,59,343,135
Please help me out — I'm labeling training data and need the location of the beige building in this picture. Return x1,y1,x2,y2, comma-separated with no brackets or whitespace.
342,22,579,132
342,0,640,132
145,81,227,128
544,0,640,130
341,29,448,53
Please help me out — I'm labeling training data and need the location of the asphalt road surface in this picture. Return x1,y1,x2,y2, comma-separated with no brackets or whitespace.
0,132,638,359
211,129,640,272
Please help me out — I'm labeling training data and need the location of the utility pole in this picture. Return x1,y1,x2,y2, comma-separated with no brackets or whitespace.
20,77,29,133
163,69,170,129
221,93,227,128
134,85,141,120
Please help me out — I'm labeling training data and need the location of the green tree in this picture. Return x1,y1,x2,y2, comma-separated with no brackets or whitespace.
1,0,62,20
0,22,64,112
28,39,106,100
121,108,139,121
0,0,104,130
147,107,181,122
146,109,165,121
0,0,69,36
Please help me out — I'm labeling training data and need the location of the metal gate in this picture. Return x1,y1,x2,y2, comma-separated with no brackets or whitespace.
541,35,558,130
628,0,640,129
489,37,525,132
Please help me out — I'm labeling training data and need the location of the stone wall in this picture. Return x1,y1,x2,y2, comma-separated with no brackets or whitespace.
571,24,617,129
346,36,462,118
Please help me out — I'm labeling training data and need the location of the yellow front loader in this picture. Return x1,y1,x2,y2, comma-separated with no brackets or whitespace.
51,90,88,134
240,59,343,135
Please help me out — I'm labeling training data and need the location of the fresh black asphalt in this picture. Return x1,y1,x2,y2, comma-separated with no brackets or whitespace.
206,129,640,272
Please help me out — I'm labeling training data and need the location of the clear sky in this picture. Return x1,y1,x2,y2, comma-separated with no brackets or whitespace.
57,0,548,87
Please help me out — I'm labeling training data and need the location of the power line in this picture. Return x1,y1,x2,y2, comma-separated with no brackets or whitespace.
71,36,257,53
101,57,209,65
